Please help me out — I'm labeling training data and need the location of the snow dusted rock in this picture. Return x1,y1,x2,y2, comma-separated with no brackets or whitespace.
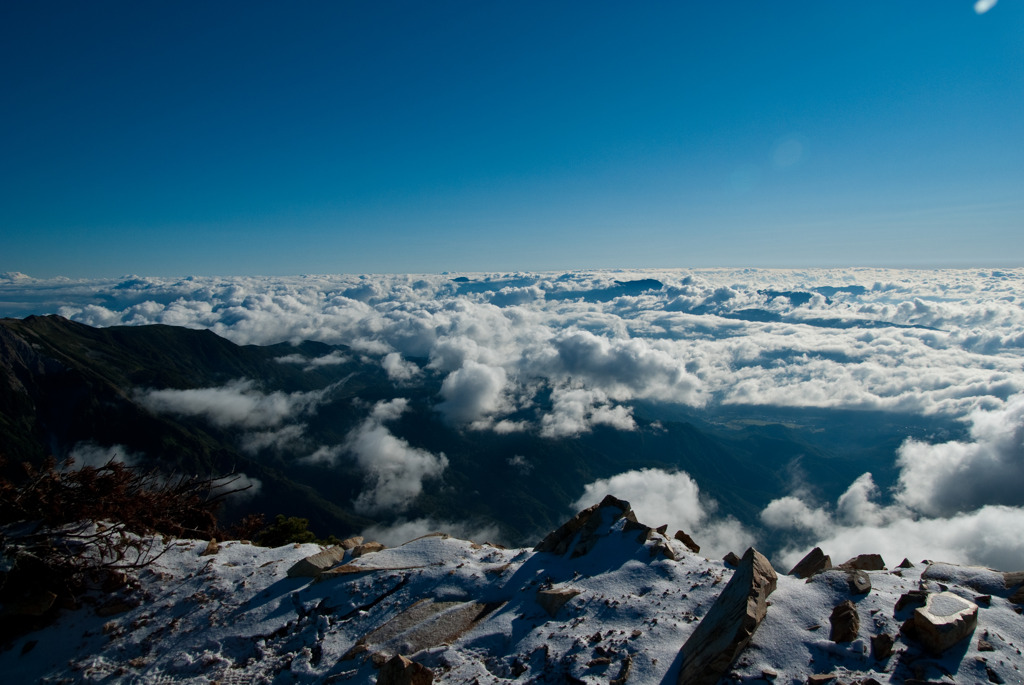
353,541,386,557
789,547,831,579
913,591,978,655
676,547,777,685
377,654,433,684
535,494,634,558
839,553,885,571
339,535,364,550
536,587,581,617
286,545,347,578
359,598,501,658
829,600,860,642
847,569,871,595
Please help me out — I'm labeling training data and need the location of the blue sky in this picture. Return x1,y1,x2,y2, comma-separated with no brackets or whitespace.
2,2,1022,278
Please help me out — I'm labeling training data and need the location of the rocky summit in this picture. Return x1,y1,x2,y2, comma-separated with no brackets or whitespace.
4,498,1024,684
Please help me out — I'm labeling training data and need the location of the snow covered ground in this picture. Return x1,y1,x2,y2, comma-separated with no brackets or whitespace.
4,510,1024,684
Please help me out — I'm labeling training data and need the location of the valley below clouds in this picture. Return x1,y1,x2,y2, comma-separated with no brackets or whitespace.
4,267,1024,569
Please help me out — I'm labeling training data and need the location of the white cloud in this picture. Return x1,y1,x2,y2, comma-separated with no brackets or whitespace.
540,387,636,438
574,468,755,559
137,379,330,429
347,399,448,515
975,0,998,14
895,394,1024,517
275,351,349,369
239,424,305,455
764,398,1024,571
436,361,507,425
759,496,832,535
382,352,421,382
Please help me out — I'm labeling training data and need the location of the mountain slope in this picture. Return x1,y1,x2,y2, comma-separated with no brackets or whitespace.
3,500,1022,684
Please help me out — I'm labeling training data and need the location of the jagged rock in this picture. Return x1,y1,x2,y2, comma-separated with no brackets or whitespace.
839,554,885,571
848,570,872,595
807,673,836,684
650,539,677,561
895,589,928,613
287,546,347,577
655,524,668,536
899,558,915,569
339,536,364,550
623,518,653,543
534,494,635,558
913,591,978,655
674,530,700,554
829,600,859,642
790,547,831,579
1009,585,1024,605
377,654,433,684
353,541,386,558
871,633,895,660
200,539,219,556
676,547,777,685
723,551,741,566
537,587,581,617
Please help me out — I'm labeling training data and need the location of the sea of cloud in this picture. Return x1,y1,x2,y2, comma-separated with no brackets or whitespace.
4,267,1024,567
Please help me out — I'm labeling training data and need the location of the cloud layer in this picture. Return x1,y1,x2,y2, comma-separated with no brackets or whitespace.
761,395,1024,570
6,268,1024,563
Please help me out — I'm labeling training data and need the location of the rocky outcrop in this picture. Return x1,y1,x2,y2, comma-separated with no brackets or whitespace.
913,591,978,655
339,536,364,550
676,547,777,685
377,654,433,684
353,541,386,558
287,546,347,578
535,495,635,558
789,547,831,579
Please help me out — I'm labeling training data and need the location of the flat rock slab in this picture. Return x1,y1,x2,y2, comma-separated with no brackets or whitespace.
914,591,978,655
360,598,502,658
677,547,778,685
